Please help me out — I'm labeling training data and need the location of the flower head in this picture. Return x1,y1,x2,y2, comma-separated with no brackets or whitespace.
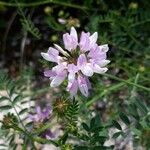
41,27,110,97
29,105,52,122
29,105,56,139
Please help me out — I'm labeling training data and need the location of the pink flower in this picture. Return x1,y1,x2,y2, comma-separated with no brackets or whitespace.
29,105,52,122
41,27,110,97
29,105,57,139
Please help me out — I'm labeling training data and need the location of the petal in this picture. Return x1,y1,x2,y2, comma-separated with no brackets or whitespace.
52,63,67,74
54,44,70,57
68,64,78,73
68,72,75,82
77,54,87,68
98,60,110,67
99,44,109,52
79,32,90,51
81,63,93,77
68,64,78,82
78,75,89,97
36,106,42,115
85,77,91,89
67,79,78,97
93,64,108,74
48,47,59,57
50,71,67,87
89,32,98,48
58,18,66,24
63,33,72,51
44,70,56,77
70,27,78,43
41,52,52,61
42,106,52,119
45,129,56,139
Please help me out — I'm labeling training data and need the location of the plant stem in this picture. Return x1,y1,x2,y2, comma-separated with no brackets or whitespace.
103,73,150,92
86,81,127,107
0,0,90,10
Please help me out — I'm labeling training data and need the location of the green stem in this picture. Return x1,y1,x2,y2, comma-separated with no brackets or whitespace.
11,124,59,147
0,0,90,10
33,137,59,146
86,81,127,107
103,73,150,92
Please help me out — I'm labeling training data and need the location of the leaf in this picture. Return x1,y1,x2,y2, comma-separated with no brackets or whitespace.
90,115,101,129
112,120,122,130
119,112,130,125
112,131,123,138
90,117,96,128
25,122,33,128
135,99,148,115
20,18,42,39
12,95,22,105
82,123,90,132
128,103,139,119
131,128,141,136
0,105,12,111
19,108,28,115
9,86,15,97
0,96,9,102
60,132,68,145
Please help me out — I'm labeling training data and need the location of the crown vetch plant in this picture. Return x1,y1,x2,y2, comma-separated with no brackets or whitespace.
41,27,110,97
0,22,149,149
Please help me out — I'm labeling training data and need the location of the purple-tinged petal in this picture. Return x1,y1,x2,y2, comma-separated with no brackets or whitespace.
68,64,78,73
41,53,52,61
52,63,67,74
41,47,59,63
81,63,93,77
93,64,108,74
67,79,78,97
77,54,87,68
42,106,52,119
97,60,110,67
85,77,91,89
89,32,98,48
70,27,78,43
44,129,56,140
50,71,67,87
99,44,109,52
44,70,56,77
78,75,89,97
48,47,59,57
36,106,42,116
79,32,90,52
68,64,78,82
54,44,70,57
63,33,72,51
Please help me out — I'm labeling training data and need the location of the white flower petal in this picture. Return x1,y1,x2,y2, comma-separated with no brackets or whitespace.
98,60,110,67
99,44,109,52
70,27,78,43
50,74,66,87
54,44,70,57
41,52,52,61
77,54,87,68
81,63,93,77
78,76,89,97
89,32,98,48
93,64,108,74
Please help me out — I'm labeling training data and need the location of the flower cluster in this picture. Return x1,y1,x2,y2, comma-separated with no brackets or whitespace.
41,27,110,97
29,105,55,139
